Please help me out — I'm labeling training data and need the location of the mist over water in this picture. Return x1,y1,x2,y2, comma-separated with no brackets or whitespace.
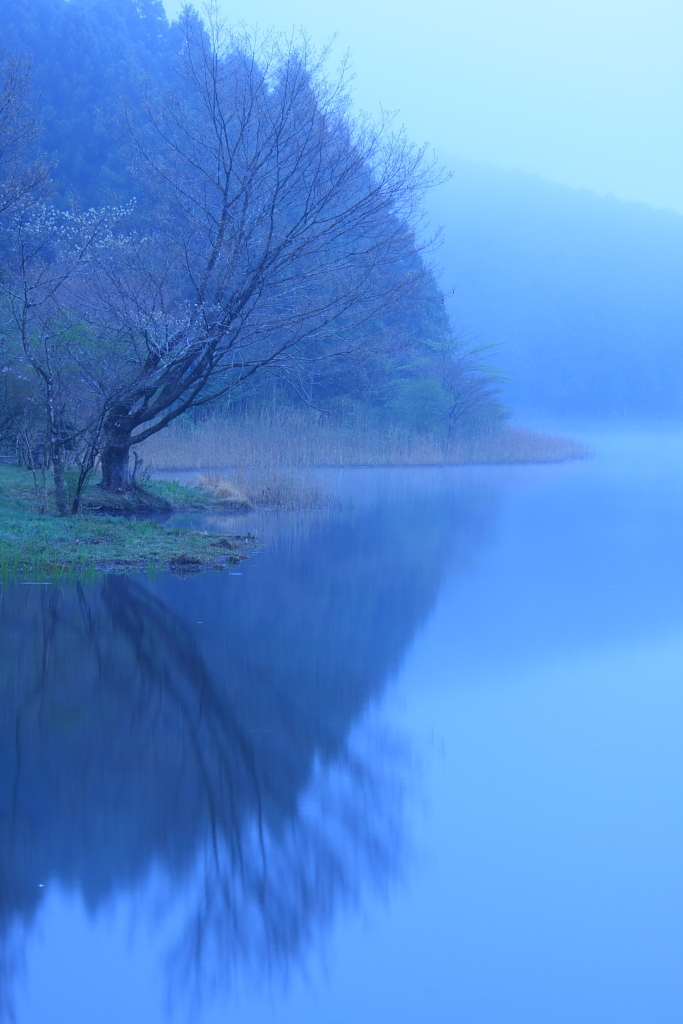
1,0,682,1019
1,423,682,1022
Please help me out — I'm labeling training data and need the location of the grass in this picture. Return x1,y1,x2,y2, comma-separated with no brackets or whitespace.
0,465,254,579
192,469,331,510
75,470,328,513
0,410,589,578
138,408,589,470
79,477,247,513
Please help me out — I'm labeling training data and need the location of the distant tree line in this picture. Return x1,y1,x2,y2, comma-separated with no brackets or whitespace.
0,0,500,505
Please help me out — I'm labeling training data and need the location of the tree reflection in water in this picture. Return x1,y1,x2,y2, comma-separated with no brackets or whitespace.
0,482,494,1014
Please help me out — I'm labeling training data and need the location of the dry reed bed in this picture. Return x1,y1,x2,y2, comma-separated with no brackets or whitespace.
139,413,588,471
193,471,331,510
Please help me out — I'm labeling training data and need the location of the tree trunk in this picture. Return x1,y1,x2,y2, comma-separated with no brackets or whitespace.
100,440,132,491
52,450,68,515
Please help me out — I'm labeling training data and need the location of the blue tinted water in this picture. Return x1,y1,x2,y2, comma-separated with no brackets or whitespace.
2,423,682,1022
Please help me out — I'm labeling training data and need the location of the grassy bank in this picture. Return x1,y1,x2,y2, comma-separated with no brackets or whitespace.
0,466,254,578
139,409,589,470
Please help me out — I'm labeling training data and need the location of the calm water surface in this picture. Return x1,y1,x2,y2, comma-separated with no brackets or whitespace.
1,423,682,1022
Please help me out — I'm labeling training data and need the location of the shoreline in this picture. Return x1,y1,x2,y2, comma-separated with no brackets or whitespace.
0,427,588,578
0,467,255,579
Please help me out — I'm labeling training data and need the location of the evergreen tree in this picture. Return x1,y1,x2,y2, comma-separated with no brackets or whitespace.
2,0,178,205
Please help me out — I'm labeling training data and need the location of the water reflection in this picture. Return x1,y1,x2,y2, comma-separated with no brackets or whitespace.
0,481,495,1016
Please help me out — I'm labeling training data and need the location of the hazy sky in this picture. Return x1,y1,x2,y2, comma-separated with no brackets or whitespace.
162,0,683,213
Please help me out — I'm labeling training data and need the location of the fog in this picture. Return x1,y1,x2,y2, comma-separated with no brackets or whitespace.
162,0,683,418
429,163,683,416
162,0,683,213
3,3,683,1021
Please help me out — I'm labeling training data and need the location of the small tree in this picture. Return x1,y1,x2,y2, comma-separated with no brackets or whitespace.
0,204,133,512
0,52,72,510
86,14,440,490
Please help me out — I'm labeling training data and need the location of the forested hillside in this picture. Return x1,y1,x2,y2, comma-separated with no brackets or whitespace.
3,0,178,205
1,0,499,467
431,161,683,417
5,0,679,451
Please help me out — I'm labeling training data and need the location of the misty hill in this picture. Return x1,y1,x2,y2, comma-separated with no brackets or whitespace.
7,0,680,424
1,0,499,437
430,161,683,417
2,0,178,205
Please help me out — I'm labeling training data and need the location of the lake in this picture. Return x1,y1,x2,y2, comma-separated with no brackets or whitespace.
1,422,682,1023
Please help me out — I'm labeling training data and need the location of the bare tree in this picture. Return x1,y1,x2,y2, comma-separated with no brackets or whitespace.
86,14,440,490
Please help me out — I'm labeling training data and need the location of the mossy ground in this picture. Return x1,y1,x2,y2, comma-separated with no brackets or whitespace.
78,476,251,513
0,466,253,578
